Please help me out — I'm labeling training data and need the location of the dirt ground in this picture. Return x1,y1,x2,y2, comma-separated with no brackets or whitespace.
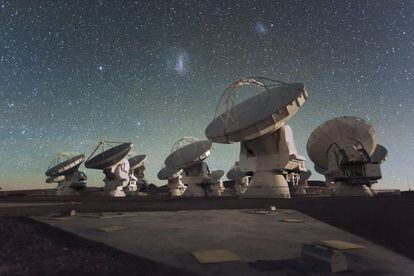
0,217,195,276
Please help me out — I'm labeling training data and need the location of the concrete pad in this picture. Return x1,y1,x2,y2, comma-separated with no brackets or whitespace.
320,240,365,250
94,225,126,233
34,209,414,275
52,216,76,221
0,202,81,208
192,249,240,264
280,219,304,223
99,212,139,219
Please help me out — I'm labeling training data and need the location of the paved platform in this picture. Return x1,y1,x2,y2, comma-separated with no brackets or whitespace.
0,202,82,208
34,209,414,275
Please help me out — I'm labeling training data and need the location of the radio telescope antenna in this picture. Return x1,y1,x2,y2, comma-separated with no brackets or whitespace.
126,154,147,193
226,162,250,196
206,169,225,196
206,77,308,198
170,136,200,152
307,116,387,196
85,141,132,197
214,77,287,129
45,152,87,195
157,165,185,197
162,136,213,197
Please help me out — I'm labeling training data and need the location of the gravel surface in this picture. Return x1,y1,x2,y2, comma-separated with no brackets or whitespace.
0,217,195,276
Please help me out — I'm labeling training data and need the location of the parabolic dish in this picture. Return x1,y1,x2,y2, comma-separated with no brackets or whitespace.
314,165,329,176
46,175,65,183
226,166,246,181
128,154,147,170
165,140,212,170
306,116,377,171
157,166,182,180
205,82,308,143
210,170,224,182
300,170,312,180
371,144,388,164
45,154,85,177
85,143,132,169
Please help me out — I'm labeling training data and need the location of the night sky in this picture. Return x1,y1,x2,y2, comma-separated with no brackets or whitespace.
1,0,413,191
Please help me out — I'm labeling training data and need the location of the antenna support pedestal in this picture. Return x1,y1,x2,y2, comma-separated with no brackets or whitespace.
208,181,225,196
243,172,290,198
235,176,249,196
109,186,126,197
168,176,186,196
182,177,206,197
334,182,374,197
103,160,130,197
239,126,306,198
55,173,86,196
182,162,210,197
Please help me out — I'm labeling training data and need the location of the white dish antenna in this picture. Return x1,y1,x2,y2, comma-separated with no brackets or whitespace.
157,166,182,180
306,116,386,196
210,170,224,182
226,162,250,196
165,137,212,170
46,175,65,184
307,116,377,172
205,77,308,198
206,77,307,143
314,165,329,176
371,144,388,164
45,152,85,177
45,152,87,195
128,154,147,170
157,165,186,197
162,137,213,197
207,169,226,196
226,165,246,181
85,141,132,170
85,141,133,197
126,154,147,193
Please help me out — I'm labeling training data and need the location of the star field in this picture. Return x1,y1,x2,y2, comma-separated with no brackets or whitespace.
0,0,413,190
